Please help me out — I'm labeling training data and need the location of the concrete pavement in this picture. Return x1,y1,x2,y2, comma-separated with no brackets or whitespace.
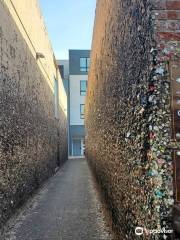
1,158,113,240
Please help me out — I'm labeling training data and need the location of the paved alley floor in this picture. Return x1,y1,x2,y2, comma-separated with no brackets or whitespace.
1,158,113,240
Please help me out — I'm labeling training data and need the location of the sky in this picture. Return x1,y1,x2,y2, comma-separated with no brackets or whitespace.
39,0,96,60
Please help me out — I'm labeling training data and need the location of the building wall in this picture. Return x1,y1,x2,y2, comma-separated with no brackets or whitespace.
58,60,69,80
69,125,85,155
57,59,70,155
69,50,90,75
69,75,87,125
86,0,180,238
69,50,89,156
69,74,87,156
57,60,69,94
0,0,68,228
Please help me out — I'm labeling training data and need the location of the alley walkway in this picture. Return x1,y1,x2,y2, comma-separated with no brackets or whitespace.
1,158,113,240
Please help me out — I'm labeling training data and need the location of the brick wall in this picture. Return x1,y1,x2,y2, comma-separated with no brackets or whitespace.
0,0,68,228
86,0,180,239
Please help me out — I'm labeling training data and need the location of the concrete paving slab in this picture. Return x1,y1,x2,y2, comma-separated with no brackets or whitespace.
1,158,113,240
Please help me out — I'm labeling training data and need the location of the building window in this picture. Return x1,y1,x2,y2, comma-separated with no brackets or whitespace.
54,78,59,118
80,80,87,96
80,104,85,119
80,58,90,72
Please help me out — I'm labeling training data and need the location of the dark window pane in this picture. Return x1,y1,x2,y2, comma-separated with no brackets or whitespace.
80,104,85,119
80,81,87,90
80,58,90,72
80,80,87,96
80,58,86,68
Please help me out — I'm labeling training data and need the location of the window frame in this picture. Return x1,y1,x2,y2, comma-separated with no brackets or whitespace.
80,57,90,72
80,104,85,119
80,80,87,96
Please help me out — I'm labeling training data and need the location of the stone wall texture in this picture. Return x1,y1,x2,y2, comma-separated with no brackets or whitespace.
0,0,68,228
85,0,180,239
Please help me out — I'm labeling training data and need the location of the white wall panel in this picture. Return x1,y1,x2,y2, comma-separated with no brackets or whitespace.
69,75,88,125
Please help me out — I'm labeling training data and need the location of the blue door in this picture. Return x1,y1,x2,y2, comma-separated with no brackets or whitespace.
73,139,81,156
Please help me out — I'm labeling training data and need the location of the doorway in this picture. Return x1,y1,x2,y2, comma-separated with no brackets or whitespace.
72,139,81,156
72,138,85,156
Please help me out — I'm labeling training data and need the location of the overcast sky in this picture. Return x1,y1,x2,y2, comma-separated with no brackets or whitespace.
39,0,96,60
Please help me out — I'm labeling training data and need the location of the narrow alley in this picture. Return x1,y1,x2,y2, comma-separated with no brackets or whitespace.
0,0,180,239
1,159,113,240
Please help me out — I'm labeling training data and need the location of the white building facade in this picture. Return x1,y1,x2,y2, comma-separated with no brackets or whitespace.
58,50,90,157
